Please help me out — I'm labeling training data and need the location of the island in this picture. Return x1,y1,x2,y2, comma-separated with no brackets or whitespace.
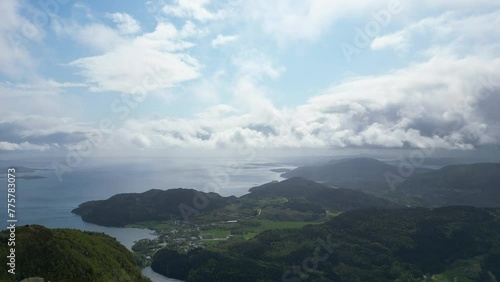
72,177,398,261
0,175,47,180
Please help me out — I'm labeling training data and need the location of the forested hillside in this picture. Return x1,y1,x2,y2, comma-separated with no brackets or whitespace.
0,225,150,282
152,207,500,282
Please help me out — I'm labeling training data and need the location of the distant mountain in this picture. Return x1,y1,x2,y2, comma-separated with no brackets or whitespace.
242,177,399,211
281,159,500,208
73,188,236,227
395,163,500,207
0,225,150,282
281,157,416,193
151,206,500,282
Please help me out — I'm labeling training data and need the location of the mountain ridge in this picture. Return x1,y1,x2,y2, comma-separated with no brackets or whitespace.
73,177,398,227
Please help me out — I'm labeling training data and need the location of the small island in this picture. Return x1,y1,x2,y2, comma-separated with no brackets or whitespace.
0,166,51,180
0,166,53,174
269,168,291,173
0,175,47,180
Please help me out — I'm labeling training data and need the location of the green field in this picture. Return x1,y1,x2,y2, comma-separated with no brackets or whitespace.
326,211,343,217
200,229,231,239
126,221,174,230
128,211,340,241
257,197,288,206
237,218,326,239
428,272,475,282
259,219,317,229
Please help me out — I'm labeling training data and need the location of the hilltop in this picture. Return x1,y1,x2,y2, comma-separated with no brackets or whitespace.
243,177,399,211
73,188,236,227
282,158,500,207
0,225,150,282
395,163,500,207
281,157,414,193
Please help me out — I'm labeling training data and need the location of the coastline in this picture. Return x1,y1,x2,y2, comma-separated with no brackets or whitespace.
0,159,288,282
142,266,185,282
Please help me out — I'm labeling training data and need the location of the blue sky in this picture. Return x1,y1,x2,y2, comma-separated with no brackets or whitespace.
1,0,500,154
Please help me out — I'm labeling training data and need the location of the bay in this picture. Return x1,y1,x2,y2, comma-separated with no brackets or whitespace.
142,267,185,282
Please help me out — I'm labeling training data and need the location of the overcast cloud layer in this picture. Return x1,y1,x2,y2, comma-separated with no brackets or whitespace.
1,0,499,154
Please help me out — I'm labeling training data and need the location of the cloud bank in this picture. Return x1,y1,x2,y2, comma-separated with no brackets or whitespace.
1,0,500,154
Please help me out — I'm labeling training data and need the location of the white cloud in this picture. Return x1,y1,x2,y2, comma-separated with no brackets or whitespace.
0,0,40,78
0,114,96,152
91,54,499,151
4,54,500,152
211,34,238,47
405,0,500,10
371,31,407,50
238,0,500,45
73,2,93,19
4,1,500,154
303,55,500,149
0,79,86,97
131,134,151,149
52,19,127,52
195,104,237,119
232,50,285,81
0,141,50,151
179,21,207,38
230,51,285,118
69,22,200,94
186,70,227,103
371,11,500,53
240,0,389,43
162,0,230,22
106,12,141,34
